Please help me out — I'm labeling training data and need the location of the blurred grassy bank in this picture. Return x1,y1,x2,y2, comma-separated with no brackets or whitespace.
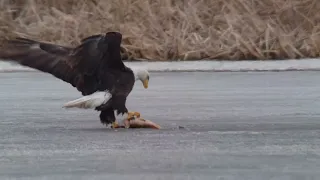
0,0,319,61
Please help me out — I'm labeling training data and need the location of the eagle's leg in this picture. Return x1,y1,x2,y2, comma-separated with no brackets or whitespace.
99,108,117,128
113,96,135,128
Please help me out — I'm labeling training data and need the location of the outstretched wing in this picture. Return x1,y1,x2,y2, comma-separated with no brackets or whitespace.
0,37,80,88
0,32,126,95
8,37,73,56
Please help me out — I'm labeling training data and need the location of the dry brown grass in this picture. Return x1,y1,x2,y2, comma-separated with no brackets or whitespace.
0,0,320,61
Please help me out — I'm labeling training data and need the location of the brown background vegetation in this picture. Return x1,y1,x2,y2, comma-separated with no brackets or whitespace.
0,0,319,61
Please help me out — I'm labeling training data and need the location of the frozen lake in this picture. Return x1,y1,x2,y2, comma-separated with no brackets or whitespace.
0,71,320,180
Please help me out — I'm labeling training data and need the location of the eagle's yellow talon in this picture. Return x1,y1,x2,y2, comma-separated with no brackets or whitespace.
135,112,141,118
127,111,141,120
111,122,119,128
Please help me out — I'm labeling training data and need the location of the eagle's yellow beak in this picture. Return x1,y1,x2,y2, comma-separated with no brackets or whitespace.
143,79,149,89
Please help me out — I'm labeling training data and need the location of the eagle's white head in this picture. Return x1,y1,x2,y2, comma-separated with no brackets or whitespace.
133,68,149,89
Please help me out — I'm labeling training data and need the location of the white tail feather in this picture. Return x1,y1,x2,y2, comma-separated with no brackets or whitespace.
63,91,111,109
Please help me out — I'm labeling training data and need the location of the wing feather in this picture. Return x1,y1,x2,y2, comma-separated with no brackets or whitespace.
71,32,126,71
0,38,92,94
9,37,73,56
0,32,127,96
68,35,106,75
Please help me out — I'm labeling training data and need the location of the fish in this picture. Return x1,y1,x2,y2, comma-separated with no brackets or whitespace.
115,117,161,129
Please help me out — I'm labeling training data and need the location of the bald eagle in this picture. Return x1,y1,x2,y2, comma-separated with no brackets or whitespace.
0,32,150,128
